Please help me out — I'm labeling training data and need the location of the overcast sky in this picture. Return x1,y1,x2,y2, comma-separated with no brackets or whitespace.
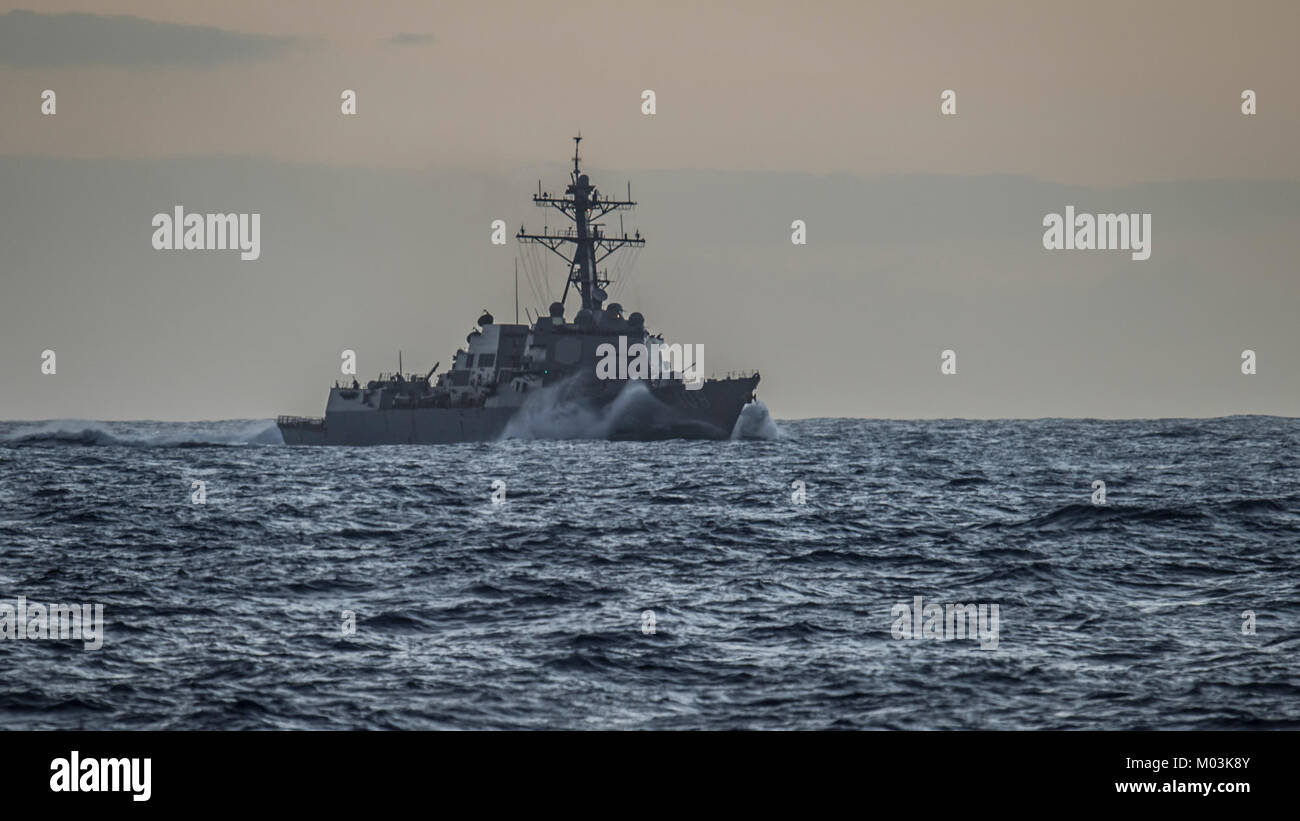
1,1,1297,420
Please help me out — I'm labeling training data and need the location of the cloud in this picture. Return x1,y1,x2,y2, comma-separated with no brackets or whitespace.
0,9,296,69
385,33,435,46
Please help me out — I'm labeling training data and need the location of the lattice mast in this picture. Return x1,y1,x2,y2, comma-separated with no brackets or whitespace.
515,135,645,313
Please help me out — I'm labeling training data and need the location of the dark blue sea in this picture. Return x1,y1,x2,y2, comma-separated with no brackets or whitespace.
1,414,1297,730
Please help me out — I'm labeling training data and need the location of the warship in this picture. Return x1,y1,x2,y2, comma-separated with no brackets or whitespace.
278,137,760,445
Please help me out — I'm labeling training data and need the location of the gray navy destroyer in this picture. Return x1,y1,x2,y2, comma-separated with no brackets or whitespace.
278,137,760,445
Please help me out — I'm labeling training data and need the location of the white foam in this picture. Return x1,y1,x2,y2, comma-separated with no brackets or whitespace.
499,376,666,440
730,400,783,440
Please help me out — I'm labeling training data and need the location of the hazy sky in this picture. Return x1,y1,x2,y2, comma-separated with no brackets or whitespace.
1,1,1298,420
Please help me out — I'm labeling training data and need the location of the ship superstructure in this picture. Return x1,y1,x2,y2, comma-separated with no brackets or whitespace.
278,138,759,445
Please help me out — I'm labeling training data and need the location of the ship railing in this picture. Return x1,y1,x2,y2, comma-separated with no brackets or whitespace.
370,373,432,383
277,415,326,430
642,369,758,385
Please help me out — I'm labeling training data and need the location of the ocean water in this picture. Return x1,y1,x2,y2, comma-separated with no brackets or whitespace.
0,414,1297,730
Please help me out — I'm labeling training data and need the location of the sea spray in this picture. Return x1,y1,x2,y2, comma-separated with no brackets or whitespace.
498,375,668,440
730,400,783,440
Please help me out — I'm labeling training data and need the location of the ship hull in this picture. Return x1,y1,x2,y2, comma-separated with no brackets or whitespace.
279,375,758,445
279,407,517,445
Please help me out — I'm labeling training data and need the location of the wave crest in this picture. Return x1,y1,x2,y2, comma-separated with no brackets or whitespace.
0,419,283,447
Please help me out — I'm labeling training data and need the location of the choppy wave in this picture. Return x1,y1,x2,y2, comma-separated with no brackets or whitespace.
0,419,283,447
1,414,1297,730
